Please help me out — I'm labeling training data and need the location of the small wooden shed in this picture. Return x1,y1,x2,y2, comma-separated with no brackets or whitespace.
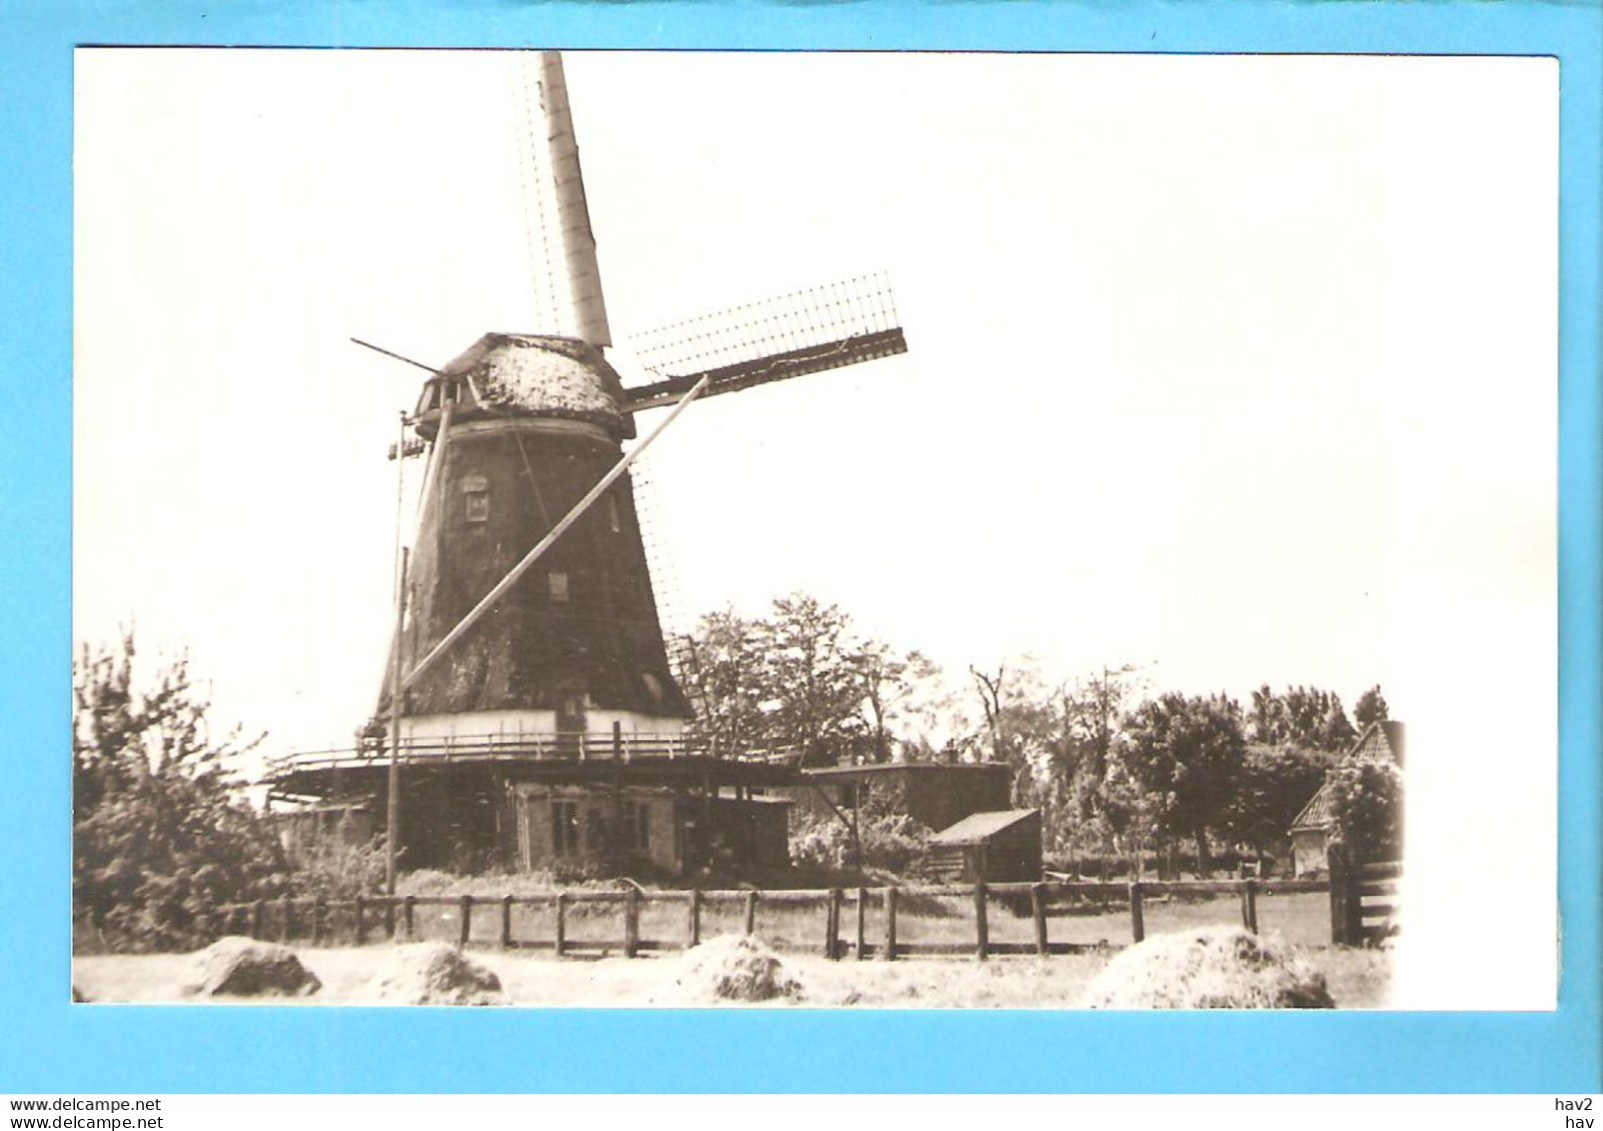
923,809,1042,884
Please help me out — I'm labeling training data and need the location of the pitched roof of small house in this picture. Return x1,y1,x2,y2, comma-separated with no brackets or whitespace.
1352,720,1405,765
929,808,1040,845
1288,720,1405,833
1289,782,1337,833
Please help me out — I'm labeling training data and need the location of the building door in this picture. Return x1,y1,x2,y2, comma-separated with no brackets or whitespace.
556,694,586,758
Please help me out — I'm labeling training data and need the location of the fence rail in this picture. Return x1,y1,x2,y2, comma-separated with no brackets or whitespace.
209,871,1398,961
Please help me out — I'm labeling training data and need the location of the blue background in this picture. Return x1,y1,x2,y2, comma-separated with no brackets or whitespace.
2,0,1597,1094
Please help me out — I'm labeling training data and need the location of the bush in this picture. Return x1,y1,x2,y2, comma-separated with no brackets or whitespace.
789,811,931,874
73,634,290,952
1325,757,1403,864
287,827,387,901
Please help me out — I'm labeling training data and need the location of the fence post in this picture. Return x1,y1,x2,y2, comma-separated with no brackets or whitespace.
1346,863,1365,945
688,889,703,949
624,888,640,958
883,886,899,962
973,881,989,961
312,896,325,947
743,890,757,936
855,887,868,961
279,895,292,942
1241,879,1259,934
458,894,473,950
1328,849,1349,946
554,893,568,957
1128,882,1145,944
501,895,514,949
251,899,265,940
1031,882,1049,956
385,898,396,941
403,895,417,941
824,889,843,960
354,896,367,945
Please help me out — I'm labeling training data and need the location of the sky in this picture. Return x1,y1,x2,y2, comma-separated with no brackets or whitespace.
74,50,1557,1005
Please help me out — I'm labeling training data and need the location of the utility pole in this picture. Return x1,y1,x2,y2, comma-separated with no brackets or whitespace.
386,409,411,897
386,547,408,896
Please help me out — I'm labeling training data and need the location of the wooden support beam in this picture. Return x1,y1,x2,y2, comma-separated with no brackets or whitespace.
554,893,568,956
743,890,757,936
855,887,867,961
1241,879,1259,934
501,894,514,949
688,888,703,948
1128,882,1145,944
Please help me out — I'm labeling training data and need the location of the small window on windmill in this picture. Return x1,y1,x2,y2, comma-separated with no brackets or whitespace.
461,475,489,523
606,493,622,533
548,571,570,602
641,671,664,705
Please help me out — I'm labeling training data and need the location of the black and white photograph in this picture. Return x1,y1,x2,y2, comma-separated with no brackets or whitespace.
70,48,1556,1010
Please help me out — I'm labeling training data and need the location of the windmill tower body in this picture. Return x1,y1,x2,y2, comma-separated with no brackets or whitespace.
382,333,692,749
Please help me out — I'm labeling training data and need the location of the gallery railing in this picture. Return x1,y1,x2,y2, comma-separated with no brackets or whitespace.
265,732,802,777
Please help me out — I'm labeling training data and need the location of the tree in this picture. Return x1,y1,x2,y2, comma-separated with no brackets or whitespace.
73,632,290,952
677,608,767,757
679,594,918,766
1354,685,1390,730
1248,685,1358,753
1225,743,1330,857
754,594,873,766
1118,693,1247,875
855,640,912,763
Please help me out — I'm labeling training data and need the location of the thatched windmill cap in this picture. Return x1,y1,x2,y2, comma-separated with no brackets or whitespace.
418,332,636,440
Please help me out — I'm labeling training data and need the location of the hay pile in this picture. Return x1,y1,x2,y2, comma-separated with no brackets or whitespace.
676,935,802,1003
188,937,322,998
1080,927,1334,1009
376,943,504,1006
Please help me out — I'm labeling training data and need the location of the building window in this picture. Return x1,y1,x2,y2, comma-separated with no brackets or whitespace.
548,571,569,602
621,800,651,853
461,475,489,523
551,800,580,857
606,494,622,533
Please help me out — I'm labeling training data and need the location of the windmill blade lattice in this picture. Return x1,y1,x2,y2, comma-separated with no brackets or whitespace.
623,272,907,411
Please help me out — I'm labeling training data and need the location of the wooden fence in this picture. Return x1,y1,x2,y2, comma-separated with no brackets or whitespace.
1329,858,1401,946
211,872,1394,961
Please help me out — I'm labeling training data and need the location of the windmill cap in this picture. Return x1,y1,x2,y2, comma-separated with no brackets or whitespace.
423,332,633,439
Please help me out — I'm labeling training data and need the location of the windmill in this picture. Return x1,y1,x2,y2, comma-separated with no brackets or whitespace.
269,52,908,882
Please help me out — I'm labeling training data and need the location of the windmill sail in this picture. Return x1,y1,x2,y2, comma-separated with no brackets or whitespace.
623,271,908,412
513,52,612,345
